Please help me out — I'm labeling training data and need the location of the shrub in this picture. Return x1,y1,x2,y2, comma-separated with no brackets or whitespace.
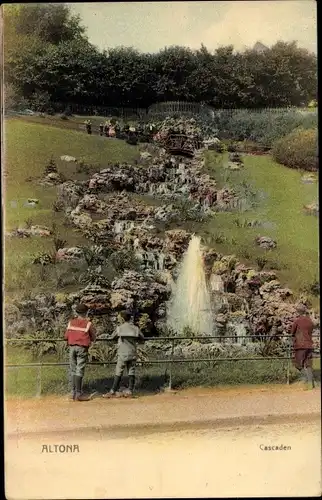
24,218,33,229
53,237,67,251
256,256,268,271
222,111,317,147
126,136,139,146
110,249,140,273
76,160,91,174
272,127,318,171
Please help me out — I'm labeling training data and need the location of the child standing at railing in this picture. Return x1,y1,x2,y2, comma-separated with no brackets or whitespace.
103,310,145,398
64,303,96,401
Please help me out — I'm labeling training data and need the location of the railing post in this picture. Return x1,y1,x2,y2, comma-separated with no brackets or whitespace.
36,364,42,398
168,338,175,391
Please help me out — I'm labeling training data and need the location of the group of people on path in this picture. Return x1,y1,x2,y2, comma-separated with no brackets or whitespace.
84,119,157,139
64,302,316,402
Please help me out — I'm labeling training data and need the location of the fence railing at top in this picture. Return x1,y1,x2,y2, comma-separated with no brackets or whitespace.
49,101,317,119
5,334,320,395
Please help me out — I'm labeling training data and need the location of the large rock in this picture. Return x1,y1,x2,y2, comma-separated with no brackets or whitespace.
255,236,277,249
78,194,108,213
304,202,319,216
79,284,111,314
111,270,170,314
8,225,52,238
55,247,85,262
164,229,192,256
60,155,77,162
69,209,92,230
57,181,85,209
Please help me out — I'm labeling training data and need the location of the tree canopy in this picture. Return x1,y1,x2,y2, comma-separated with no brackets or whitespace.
3,3,317,110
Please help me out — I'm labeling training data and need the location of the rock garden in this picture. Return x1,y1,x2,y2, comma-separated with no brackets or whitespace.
5,116,320,365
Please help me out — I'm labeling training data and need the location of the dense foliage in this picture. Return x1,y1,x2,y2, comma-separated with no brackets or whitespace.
272,128,318,171
219,111,318,147
4,4,317,110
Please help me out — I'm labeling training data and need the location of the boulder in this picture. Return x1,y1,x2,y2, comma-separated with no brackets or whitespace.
255,236,277,249
212,261,229,275
60,155,77,162
55,247,85,263
57,181,85,209
303,202,319,216
79,284,111,314
30,225,52,237
69,210,92,230
78,194,107,213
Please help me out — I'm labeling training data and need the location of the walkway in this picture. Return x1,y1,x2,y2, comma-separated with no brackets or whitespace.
6,385,321,437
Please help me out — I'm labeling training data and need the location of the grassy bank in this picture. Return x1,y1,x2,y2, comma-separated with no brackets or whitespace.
202,151,319,303
4,118,139,298
4,118,320,397
6,346,320,397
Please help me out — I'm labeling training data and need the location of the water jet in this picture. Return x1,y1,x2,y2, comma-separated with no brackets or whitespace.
166,235,214,336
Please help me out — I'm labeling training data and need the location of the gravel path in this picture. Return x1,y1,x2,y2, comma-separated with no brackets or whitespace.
6,385,321,437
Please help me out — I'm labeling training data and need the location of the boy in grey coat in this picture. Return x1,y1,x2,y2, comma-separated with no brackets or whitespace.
104,310,145,397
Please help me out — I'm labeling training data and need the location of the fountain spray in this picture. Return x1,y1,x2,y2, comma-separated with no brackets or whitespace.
166,235,214,336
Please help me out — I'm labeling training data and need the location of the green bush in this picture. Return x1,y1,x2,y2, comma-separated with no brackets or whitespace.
221,111,317,147
272,127,318,171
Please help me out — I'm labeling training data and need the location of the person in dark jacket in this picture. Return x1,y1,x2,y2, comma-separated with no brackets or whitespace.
64,303,96,401
291,304,315,389
103,310,145,398
84,120,92,135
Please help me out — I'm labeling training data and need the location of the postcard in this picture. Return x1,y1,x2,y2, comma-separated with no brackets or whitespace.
3,2,320,498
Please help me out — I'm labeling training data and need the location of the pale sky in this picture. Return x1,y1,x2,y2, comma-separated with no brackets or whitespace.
70,1,317,54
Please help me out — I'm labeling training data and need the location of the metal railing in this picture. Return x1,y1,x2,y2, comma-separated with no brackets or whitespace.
5,334,320,396
47,102,317,120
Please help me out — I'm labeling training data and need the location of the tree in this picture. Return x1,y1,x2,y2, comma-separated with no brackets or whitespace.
3,3,85,47
151,46,198,101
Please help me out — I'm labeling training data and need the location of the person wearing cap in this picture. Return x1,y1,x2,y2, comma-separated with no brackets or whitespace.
64,303,96,401
291,304,315,389
103,310,145,398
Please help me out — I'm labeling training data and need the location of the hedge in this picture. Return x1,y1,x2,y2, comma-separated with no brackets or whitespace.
272,127,318,171
219,111,317,147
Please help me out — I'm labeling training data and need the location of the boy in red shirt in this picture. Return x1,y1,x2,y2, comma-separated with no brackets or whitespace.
64,303,96,401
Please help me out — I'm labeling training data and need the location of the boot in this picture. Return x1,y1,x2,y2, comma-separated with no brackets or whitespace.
69,375,76,400
293,368,306,386
75,376,91,401
103,376,121,398
123,375,135,397
304,367,315,390
128,375,135,394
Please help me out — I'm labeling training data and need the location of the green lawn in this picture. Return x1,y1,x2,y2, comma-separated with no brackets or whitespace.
202,151,319,303
4,118,139,298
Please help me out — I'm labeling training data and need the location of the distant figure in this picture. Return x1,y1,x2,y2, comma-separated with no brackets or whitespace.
103,311,145,397
115,122,120,137
84,120,92,135
109,126,116,137
291,304,315,389
104,121,109,137
64,303,96,401
99,122,104,136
